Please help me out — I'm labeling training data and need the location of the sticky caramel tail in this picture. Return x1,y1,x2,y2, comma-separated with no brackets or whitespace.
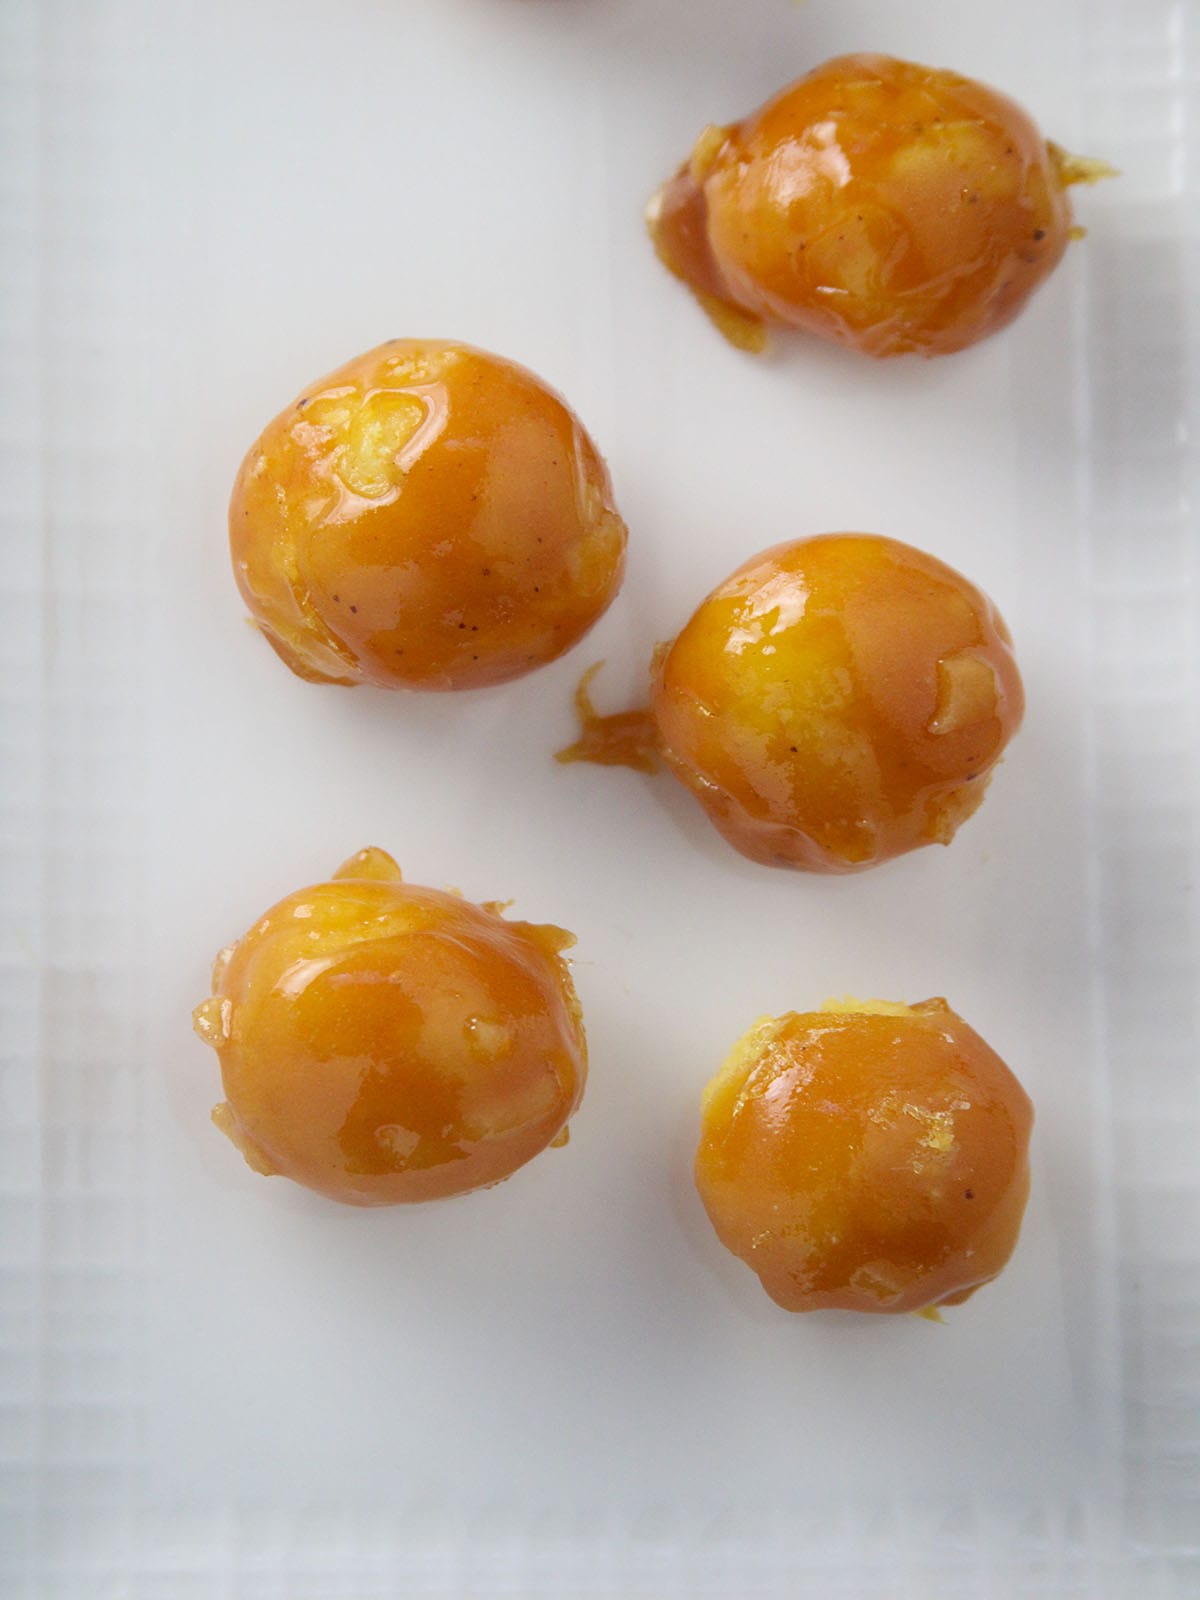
1047,142,1120,188
555,663,660,775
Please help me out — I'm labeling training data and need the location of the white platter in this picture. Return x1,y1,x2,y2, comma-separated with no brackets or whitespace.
2,0,1197,1593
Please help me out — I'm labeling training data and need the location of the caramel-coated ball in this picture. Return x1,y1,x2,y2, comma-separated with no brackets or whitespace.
230,341,627,689
192,849,587,1205
652,535,1023,871
650,54,1109,357
695,998,1033,1314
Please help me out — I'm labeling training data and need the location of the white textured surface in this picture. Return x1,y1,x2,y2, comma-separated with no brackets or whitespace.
1,0,1197,1594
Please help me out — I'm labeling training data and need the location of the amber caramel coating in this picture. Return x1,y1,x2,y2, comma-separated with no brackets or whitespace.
192,850,586,1205
695,999,1033,1314
649,54,1088,357
648,534,1023,873
230,341,627,690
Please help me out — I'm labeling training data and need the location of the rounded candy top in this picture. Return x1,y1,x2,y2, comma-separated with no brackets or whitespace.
650,53,1096,357
230,341,627,690
651,533,1024,872
695,997,1034,1314
193,850,587,1205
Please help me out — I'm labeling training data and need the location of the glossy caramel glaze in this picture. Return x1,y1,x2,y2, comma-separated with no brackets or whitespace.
652,534,1023,872
649,54,1106,358
192,849,586,1205
695,998,1033,1314
230,341,627,690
